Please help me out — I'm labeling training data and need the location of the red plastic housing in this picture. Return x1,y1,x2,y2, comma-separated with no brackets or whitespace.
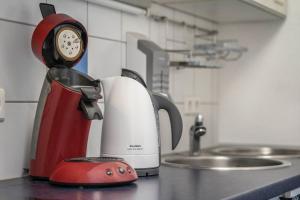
30,81,91,178
50,160,138,186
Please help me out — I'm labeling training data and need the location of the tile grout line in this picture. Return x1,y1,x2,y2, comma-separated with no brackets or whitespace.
5,101,38,104
121,10,124,68
174,101,218,105
0,18,36,27
86,1,89,32
0,18,125,45
89,35,126,44
192,15,196,95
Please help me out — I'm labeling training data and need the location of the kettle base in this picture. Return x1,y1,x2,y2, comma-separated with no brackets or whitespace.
136,167,159,177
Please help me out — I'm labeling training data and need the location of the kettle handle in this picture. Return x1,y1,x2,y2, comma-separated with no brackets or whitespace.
153,93,183,150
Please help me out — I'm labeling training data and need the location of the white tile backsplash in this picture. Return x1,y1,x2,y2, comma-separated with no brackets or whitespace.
88,3,122,40
88,37,122,78
0,103,37,180
173,11,195,48
150,20,167,49
150,3,173,47
48,0,88,27
0,21,45,101
0,0,44,25
195,16,216,32
150,4,174,41
170,42,187,61
150,3,173,19
171,68,195,102
174,10,195,25
194,69,213,102
121,12,150,41
121,43,126,68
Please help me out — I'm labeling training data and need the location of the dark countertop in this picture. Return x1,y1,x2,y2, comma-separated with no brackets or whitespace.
1,160,300,200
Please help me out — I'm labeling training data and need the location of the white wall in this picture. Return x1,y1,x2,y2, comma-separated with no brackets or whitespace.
0,0,217,180
218,0,300,145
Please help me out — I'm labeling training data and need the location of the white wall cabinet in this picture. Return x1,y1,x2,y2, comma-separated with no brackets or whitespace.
156,0,287,23
243,0,287,17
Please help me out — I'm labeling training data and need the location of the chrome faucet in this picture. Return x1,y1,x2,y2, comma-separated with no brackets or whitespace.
189,114,207,156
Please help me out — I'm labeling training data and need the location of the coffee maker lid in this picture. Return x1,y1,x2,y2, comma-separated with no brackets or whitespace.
32,3,88,68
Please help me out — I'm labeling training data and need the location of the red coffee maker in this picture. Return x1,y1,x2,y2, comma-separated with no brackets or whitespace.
30,3,102,179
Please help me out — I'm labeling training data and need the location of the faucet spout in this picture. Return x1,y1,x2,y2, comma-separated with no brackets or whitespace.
189,114,207,156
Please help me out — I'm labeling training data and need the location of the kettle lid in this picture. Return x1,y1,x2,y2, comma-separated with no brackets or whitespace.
32,3,88,69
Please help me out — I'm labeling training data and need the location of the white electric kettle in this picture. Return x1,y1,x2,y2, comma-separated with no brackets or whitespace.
100,69,183,176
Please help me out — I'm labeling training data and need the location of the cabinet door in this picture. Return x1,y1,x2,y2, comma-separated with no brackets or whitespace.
249,0,287,16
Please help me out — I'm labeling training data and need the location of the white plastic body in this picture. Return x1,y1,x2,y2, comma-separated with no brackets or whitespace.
126,32,148,81
0,88,5,122
100,77,159,169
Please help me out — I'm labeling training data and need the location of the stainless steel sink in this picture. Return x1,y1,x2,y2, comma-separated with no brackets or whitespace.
207,146,300,159
162,155,291,171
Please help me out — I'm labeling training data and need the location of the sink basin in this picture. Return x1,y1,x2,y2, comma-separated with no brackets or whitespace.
162,155,290,171
207,146,300,158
